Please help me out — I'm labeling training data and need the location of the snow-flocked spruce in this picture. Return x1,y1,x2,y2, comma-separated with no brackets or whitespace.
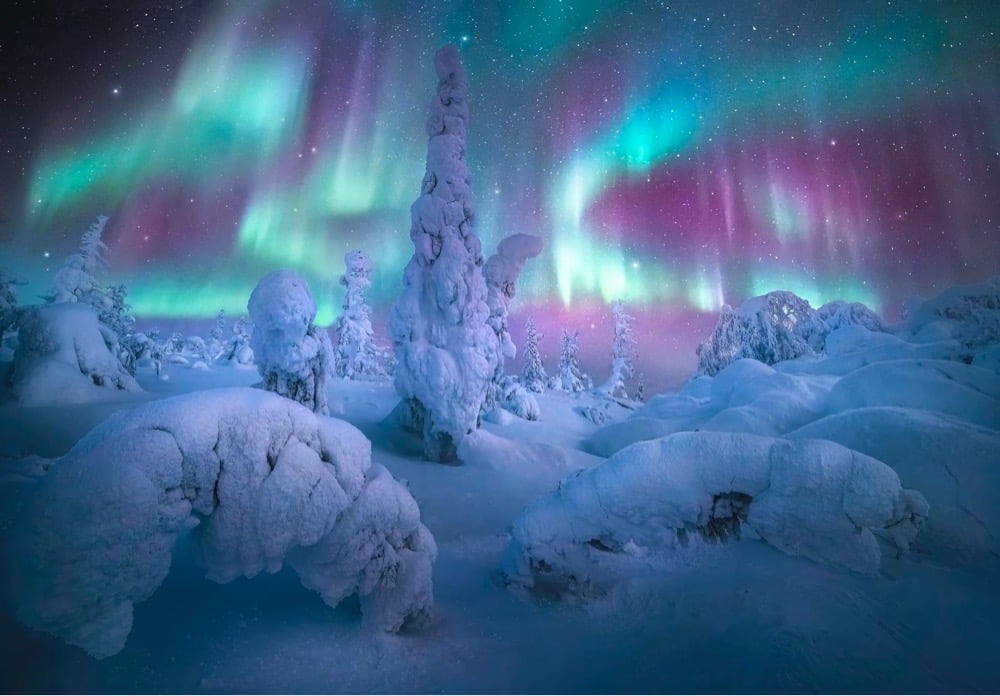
483,234,544,411
10,302,140,406
0,267,23,353
520,315,547,393
554,328,587,392
248,270,334,415
503,431,928,595
50,215,111,309
206,308,227,361
388,44,498,462
334,250,389,379
11,388,437,659
596,300,637,399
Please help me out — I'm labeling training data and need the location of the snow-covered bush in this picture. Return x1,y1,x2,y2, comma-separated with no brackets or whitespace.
483,234,543,409
50,215,111,309
903,276,1000,358
388,44,498,463
504,431,928,595
10,388,436,659
221,315,255,366
248,270,334,415
520,316,547,392
597,300,637,399
554,328,587,392
696,292,818,376
334,250,389,379
504,384,541,421
9,303,140,406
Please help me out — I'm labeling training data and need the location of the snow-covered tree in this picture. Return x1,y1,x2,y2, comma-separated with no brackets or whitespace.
222,316,255,366
597,300,637,399
206,309,227,361
388,44,499,463
51,215,111,310
555,328,587,393
248,270,333,415
334,250,388,379
483,234,543,412
1,268,24,348
520,316,547,393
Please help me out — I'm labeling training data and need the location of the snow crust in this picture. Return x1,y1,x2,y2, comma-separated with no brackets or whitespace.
11,388,436,658
505,431,928,594
10,302,140,406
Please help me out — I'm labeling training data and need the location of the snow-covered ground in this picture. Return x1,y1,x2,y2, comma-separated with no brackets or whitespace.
1,312,999,692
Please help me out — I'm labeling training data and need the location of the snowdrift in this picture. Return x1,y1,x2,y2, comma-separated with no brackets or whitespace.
504,431,928,595
11,388,436,659
10,302,140,406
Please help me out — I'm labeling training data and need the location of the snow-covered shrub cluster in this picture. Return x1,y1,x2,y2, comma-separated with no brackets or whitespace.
389,45,498,462
11,388,436,659
696,290,889,376
9,302,140,406
903,275,1000,361
334,250,389,380
504,431,928,594
248,270,334,415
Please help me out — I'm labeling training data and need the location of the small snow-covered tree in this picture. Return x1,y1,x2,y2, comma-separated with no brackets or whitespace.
555,328,587,393
206,309,227,361
248,270,334,415
222,316,255,365
98,283,138,373
597,300,637,399
388,44,499,463
1,268,25,347
521,315,547,393
334,250,388,379
51,215,111,310
483,234,543,412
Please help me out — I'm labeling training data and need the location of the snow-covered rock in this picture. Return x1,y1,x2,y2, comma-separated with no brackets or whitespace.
248,270,334,414
10,302,140,406
505,431,928,595
11,388,436,659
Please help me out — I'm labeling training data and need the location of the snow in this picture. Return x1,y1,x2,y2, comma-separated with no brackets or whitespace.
2,264,999,692
10,302,141,406
248,269,334,414
504,431,927,595
9,388,435,658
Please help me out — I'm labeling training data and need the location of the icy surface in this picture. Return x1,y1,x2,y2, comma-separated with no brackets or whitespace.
10,388,435,658
505,431,927,593
10,302,140,406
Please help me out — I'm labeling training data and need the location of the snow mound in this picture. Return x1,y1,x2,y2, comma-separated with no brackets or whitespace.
11,388,436,659
823,359,1000,429
904,275,1000,355
504,431,927,595
10,302,140,406
790,407,1000,561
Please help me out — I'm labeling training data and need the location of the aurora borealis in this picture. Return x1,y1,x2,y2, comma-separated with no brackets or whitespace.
1,0,997,387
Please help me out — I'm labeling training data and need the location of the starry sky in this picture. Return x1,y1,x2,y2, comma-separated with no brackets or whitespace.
1,0,997,389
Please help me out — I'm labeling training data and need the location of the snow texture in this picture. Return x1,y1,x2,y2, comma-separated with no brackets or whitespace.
9,302,140,406
334,251,389,379
504,431,928,595
10,388,436,659
248,270,334,415
388,44,498,462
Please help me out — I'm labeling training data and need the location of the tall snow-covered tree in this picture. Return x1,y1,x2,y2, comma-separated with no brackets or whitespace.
51,215,111,309
597,300,637,399
334,250,388,379
206,309,227,360
0,268,24,347
520,315,547,393
388,44,499,463
555,328,587,393
98,283,138,373
483,234,543,411
248,270,333,415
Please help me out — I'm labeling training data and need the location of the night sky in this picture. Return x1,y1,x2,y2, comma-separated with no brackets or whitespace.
1,0,997,388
